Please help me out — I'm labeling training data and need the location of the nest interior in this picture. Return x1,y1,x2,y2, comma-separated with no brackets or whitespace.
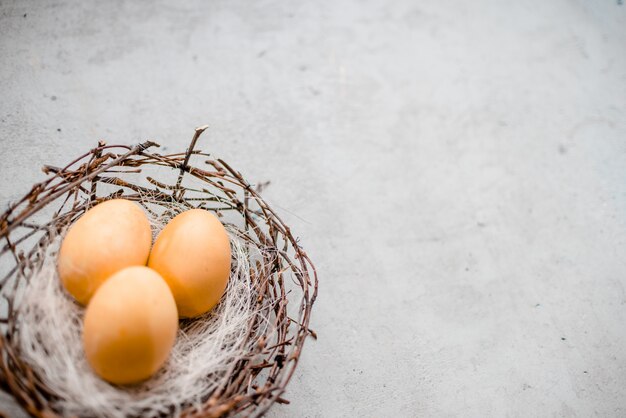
0,126,318,418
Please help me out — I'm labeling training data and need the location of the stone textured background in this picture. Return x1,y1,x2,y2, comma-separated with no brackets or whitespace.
1,0,626,416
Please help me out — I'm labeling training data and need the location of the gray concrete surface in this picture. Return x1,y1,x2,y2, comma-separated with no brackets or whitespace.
1,0,626,416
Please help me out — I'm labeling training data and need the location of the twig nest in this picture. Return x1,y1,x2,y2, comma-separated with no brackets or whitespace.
0,128,318,417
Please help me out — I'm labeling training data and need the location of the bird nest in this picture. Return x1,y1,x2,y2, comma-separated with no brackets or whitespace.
0,126,318,417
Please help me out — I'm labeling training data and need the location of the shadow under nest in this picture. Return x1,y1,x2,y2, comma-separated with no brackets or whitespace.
0,126,318,418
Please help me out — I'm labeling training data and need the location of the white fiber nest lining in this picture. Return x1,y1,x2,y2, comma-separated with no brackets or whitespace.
17,210,269,418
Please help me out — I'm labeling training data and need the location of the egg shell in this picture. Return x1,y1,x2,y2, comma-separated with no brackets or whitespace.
148,209,231,318
83,266,178,385
57,199,152,304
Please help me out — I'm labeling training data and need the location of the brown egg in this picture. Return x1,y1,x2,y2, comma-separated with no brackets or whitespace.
57,199,152,304
83,266,178,385
148,209,231,318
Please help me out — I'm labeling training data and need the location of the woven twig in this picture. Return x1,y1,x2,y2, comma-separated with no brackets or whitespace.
0,126,318,417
